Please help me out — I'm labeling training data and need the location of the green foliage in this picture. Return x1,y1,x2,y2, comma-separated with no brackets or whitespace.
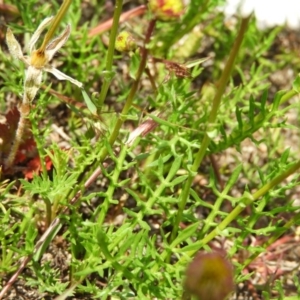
1,0,300,299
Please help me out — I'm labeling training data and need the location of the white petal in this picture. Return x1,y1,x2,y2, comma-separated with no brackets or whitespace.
223,0,243,16
239,0,255,18
45,25,71,61
45,66,83,88
285,3,300,29
224,0,300,29
6,28,26,62
28,16,53,53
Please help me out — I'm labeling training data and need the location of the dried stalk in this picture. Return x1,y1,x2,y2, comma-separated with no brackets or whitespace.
4,19,82,169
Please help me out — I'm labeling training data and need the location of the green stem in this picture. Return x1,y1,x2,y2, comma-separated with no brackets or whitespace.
44,197,52,228
34,135,48,178
39,0,72,51
279,89,298,105
97,0,123,109
97,145,127,225
97,19,156,161
185,159,300,258
169,17,250,244
215,88,299,153
252,161,300,199
69,19,156,214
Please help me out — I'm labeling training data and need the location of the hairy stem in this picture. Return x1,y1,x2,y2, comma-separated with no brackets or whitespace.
4,104,29,169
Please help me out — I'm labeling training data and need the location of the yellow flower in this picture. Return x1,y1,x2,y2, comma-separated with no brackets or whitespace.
148,0,184,21
115,31,137,52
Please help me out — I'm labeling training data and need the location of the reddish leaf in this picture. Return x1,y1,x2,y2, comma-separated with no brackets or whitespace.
24,155,53,179
15,138,37,164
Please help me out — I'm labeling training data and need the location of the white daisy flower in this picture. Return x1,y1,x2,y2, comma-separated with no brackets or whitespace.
223,0,300,29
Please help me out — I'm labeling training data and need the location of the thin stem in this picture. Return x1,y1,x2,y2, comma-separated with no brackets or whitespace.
97,145,127,225
169,17,250,244
199,159,300,248
279,89,298,105
44,197,52,228
69,19,156,223
0,217,61,298
252,161,300,200
62,17,154,205
97,0,123,109
215,88,299,153
97,19,156,162
39,0,72,52
34,136,48,177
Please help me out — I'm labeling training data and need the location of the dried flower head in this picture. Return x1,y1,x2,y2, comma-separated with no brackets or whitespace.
4,17,83,169
6,16,83,105
148,0,184,21
184,251,234,300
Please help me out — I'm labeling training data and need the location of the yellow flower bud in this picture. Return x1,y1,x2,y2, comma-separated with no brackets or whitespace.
148,0,184,21
115,31,137,52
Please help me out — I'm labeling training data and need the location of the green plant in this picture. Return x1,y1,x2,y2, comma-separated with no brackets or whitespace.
1,0,300,299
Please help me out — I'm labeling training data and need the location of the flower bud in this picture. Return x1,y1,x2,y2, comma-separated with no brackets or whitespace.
148,0,184,21
184,251,234,300
115,31,137,52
